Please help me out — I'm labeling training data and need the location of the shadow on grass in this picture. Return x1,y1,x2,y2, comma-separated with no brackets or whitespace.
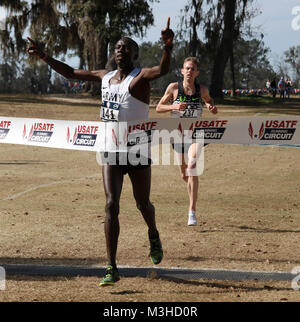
0,160,53,165
0,256,105,266
183,255,300,265
155,275,292,294
234,225,300,234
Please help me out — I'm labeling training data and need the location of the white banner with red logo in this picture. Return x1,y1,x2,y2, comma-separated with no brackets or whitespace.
0,117,104,151
0,116,299,151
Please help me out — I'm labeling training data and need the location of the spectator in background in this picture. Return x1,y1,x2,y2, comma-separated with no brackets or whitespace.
286,77,293,99
266,79,271,93
270,78,277,98
278,77,286,99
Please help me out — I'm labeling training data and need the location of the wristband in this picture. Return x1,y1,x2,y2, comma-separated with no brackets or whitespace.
40,52,48,60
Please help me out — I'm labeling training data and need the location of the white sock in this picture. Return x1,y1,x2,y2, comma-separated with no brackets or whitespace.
188,210,197,226
189,210,196,216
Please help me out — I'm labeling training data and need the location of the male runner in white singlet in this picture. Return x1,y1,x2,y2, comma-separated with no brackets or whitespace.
156,57,217,226
27,18,174,286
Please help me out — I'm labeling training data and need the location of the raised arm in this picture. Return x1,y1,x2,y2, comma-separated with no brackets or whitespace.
141,17,174,81
27,37,108,82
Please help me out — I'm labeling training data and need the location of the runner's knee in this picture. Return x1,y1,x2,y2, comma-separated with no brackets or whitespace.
136,200,154,213
105,200,120,217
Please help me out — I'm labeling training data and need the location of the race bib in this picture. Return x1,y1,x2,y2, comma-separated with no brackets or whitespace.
100,101,120,122
179,104,202,118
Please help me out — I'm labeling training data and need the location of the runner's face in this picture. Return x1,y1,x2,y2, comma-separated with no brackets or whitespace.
181,61,199,81
114,39,136,67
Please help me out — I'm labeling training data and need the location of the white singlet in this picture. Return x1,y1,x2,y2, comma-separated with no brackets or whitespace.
100,68,149,122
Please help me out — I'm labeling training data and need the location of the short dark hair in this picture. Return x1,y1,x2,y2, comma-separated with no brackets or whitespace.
120,37,139,58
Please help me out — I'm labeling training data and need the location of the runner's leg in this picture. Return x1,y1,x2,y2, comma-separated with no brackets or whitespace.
174,148,198,212
102,165,124,267
186,143,201,212
128,167,158,238
174,150,188,182
128,166,163,264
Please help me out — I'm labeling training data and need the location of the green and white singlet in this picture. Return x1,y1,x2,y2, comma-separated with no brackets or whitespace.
171,81,203,118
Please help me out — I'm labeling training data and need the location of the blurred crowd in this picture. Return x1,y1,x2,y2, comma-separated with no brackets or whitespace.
223,77,299,98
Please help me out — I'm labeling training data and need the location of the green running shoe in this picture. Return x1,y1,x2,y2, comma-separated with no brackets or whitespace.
149,235,163,265
99,265,120,287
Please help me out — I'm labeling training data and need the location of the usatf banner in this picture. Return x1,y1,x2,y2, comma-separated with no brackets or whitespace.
0,116,299,151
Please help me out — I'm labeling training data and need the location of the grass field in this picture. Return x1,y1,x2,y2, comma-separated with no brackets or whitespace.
0,93,299,302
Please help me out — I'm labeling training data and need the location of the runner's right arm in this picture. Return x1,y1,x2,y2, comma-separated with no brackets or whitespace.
156,83,187,113
27,37,108,82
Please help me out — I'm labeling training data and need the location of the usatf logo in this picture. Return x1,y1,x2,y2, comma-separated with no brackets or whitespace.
127,130,152,147
128,121,157,133
23,122,54,143
249,120,298,141
67,125,99,146
191,120,228,140
127,121,156,147
0,120,11,140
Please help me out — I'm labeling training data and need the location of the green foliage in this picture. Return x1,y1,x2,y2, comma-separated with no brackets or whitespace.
178,0,260,97
224,36,275,88
137,41,189,95
0,0,277,95
0,61,55,94
284,46,300,84
0,0,159,94
136,36,274,95
0,0,158,69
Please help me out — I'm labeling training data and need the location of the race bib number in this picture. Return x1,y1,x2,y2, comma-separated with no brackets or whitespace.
100,101,120,122
180,104,201,118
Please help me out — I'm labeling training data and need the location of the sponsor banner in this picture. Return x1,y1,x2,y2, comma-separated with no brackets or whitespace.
67,124,99,147
0,116,299,151
0,117,103,151
126,117,300,146
0,120,12,140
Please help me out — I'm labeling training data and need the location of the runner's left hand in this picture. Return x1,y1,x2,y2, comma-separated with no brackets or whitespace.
209,105,218,114
161,17,174,46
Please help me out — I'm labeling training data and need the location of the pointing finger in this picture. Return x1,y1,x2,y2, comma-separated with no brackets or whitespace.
27,37,35,45
166,17,170,29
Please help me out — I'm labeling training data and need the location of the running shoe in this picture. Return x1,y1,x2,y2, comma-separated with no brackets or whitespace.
188,212,197,226
149,235,163,265
99,265,120,287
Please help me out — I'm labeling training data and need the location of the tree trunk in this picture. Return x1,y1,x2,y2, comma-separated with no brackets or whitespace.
210,0,236,98
190,0,202,56
89,34,109,96
230,49,236,96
